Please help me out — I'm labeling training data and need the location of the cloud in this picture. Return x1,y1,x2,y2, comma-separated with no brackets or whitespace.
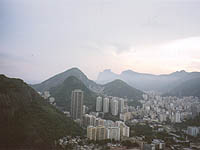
188,61,200,71
0,52,30,63
1,0,200,81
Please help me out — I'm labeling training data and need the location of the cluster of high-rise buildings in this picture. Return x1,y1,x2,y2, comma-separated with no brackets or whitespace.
96,96,129,116
139,94,200,123
69,89,200,147
70,90,130,141
84,96,131,141
86,120,129,141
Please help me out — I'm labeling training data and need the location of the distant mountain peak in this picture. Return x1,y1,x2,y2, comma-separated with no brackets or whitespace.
175,70,186,73
103,69,112,72
121,69,137,75
103,79,143,100
63,67,84,75
67,67,82,72
113,79,123,82
97,68,200,93
96,69,119,84
109,79,127,84
31,67,101,93
170,70,188,76
180,70,186,72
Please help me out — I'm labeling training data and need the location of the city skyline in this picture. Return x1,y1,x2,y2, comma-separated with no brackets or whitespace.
1,0,200,83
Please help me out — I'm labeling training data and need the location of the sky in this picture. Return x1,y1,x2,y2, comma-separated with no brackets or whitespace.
1,0,200,83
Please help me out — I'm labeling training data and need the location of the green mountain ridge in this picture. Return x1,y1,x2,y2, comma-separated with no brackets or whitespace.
164,77,200,98
97,69,200,93
103,79,144,100
31,68,146,110
32,67,102,93
50,76,97,111
0,75,83,148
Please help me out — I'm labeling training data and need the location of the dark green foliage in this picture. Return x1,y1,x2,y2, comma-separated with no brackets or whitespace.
50,76,96,111
121,140,139,148
186,115,200,126
130,124,174,144
131,124,153,136
164,78,200,98
154,132,172,141
103,79,144,100
103,113,119,122
0,75,83,148
127,100,142,107
175,114,200,129
130,124,153,142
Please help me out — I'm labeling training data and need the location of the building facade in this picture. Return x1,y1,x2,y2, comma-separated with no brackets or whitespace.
71,89,84,121
96,96,103,112
103,97,110,113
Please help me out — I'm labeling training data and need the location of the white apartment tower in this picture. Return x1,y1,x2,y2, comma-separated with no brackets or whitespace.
87,126,97,141
119,98,125,113
111,99,119,116
107,127,120,141
96,96,103,112
175,111,181,123
103,97,109,113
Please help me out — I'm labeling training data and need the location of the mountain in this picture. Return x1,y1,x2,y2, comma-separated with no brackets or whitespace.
32,67,102,93
102,79,144,100
49,76,97,111
0,75,83,148
97,69,119,84
97,69,200,93
164,78,200,98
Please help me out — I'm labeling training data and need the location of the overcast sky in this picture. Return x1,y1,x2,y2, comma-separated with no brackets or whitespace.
1,0,200,83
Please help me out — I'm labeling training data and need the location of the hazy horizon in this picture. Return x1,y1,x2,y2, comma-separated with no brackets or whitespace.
1,0,200,83
1,67,198,84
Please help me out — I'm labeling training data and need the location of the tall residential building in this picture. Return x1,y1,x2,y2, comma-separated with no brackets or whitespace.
122,126,130,137
115,121,130,138
119,98,125,113
87,126,97,141
96,96,103,112
159,113,167,122
143,94,148,100
71,89,84,121
96,118,106,126
83,114,97,127
111,99,118,116
83,105,86,115
103,97,109,113
96,126,106,140
175,111,181,123
120,112,132,122
107,127,120,141
191,104,198,118
187,126,200,137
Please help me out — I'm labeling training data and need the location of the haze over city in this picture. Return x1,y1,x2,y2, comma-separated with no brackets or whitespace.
1,0,200,83
1,1,200,149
